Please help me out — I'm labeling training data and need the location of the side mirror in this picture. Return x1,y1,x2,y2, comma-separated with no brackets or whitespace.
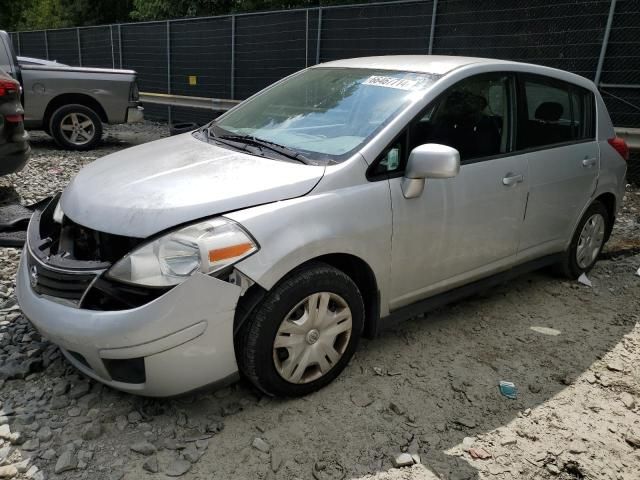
402,144,460,198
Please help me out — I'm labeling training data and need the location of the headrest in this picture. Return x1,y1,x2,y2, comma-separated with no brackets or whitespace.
444,90,488,117
535,102,563,122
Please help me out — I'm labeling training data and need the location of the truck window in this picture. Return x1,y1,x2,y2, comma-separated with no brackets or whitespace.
0,36,15,76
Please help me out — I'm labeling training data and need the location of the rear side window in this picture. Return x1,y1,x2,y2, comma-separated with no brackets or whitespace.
518,76,595,150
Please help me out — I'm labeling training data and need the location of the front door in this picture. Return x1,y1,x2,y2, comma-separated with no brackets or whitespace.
380,72,528,310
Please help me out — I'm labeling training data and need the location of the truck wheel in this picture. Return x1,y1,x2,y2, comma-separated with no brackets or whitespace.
236,262,364,397
49,104,103,151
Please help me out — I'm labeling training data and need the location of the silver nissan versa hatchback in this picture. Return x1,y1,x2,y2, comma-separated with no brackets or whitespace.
17,56,628,397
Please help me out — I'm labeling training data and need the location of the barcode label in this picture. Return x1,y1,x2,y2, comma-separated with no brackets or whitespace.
362,76,419,90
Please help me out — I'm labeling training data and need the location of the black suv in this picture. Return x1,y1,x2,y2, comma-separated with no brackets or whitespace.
0,68,29,175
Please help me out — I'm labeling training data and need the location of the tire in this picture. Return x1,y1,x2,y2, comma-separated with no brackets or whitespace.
553,201,609,279
236,262,364,397
49,104,103,151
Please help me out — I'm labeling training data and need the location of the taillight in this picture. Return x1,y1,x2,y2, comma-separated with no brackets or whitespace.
0,79,19,96
130,81,139,101
5,114,23,123
608,136,629,161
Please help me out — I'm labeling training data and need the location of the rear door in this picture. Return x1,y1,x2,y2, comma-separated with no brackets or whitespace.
515,74,598,259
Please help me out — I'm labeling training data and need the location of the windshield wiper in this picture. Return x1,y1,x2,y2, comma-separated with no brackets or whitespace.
217,133,310,165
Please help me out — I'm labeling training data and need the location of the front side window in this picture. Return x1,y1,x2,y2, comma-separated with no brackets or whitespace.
212,68,439,163
409,73,512,162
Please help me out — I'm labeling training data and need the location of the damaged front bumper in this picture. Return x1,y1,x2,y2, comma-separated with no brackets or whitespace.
15,200,243,397
16,252,241,396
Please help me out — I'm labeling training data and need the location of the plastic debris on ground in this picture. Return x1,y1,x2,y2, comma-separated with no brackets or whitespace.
577,272,592,287
530,326,562,336
468,447,492,460
499,381,518,400
636,266,640,277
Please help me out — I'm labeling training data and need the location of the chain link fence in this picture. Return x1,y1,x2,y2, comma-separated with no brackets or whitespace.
9,0,640,181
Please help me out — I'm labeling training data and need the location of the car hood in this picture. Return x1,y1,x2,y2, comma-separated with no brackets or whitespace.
61,133,325,237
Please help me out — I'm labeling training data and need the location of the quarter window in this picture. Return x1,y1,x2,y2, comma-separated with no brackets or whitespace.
370,138,405,177
571,88,595,140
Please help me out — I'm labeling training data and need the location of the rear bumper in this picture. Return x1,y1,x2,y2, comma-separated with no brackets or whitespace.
0,140,30,175
16,253,242,397
126,106,144,124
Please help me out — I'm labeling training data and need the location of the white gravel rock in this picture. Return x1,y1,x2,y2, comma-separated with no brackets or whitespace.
0,124,639,480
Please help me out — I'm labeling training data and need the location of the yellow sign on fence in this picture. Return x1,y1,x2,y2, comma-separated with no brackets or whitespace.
188,76,197,86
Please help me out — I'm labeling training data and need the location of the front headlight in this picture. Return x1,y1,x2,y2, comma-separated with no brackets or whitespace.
107,217,258,287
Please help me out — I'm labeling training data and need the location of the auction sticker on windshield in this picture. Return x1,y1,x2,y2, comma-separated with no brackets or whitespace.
363,75,420,90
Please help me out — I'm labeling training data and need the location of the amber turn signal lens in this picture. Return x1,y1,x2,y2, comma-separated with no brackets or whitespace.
208,243,253,262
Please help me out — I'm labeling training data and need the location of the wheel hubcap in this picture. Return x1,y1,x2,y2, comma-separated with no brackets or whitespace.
306,329,320,345
576,213,605,269
60,113,95,145
273,292,352,384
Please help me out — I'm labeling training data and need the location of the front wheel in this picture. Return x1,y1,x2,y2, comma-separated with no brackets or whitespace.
49,104,103,151
554,201,609,279
236,263,364,397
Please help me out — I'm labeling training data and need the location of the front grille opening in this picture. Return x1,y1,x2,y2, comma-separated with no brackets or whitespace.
68,351,91,370
29,197,172,310
103,357,146,384
55,216,142,263
33,196,143,265
30,258,96,301
80,277,171,311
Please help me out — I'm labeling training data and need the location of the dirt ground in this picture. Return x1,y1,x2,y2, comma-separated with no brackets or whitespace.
0,124,639,480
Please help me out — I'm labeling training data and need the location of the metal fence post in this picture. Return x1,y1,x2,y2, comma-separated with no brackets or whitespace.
595,0,617,86
76,27,83,66
44,30,49,60
167,21,172,125
110,25,115,69
316,7,323,64
428,0,438,54
118,24,123,68
231,15,236,100
305,9,309,67
16,32,21,56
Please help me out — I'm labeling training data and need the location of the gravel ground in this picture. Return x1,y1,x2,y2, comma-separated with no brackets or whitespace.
0,123,639,480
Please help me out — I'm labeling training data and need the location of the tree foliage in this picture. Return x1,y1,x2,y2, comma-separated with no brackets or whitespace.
1,0,133,30
2,0,382,30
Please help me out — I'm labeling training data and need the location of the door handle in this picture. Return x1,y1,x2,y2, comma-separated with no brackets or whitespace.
502,173,524,186
582,157,597,168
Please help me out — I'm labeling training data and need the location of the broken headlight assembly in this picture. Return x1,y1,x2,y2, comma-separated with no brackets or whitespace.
107,218,258,287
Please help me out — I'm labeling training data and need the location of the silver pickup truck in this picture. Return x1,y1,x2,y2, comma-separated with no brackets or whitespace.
0,31,143,150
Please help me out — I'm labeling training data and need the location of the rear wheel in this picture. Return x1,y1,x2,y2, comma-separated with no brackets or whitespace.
236,263,364,397
554,201,609,279
50,104,102,151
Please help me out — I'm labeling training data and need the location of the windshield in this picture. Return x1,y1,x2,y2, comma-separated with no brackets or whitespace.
211,67,440,163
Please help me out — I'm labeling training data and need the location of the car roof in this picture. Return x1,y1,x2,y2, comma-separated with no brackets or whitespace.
315,55,517,75
313,55,596,91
